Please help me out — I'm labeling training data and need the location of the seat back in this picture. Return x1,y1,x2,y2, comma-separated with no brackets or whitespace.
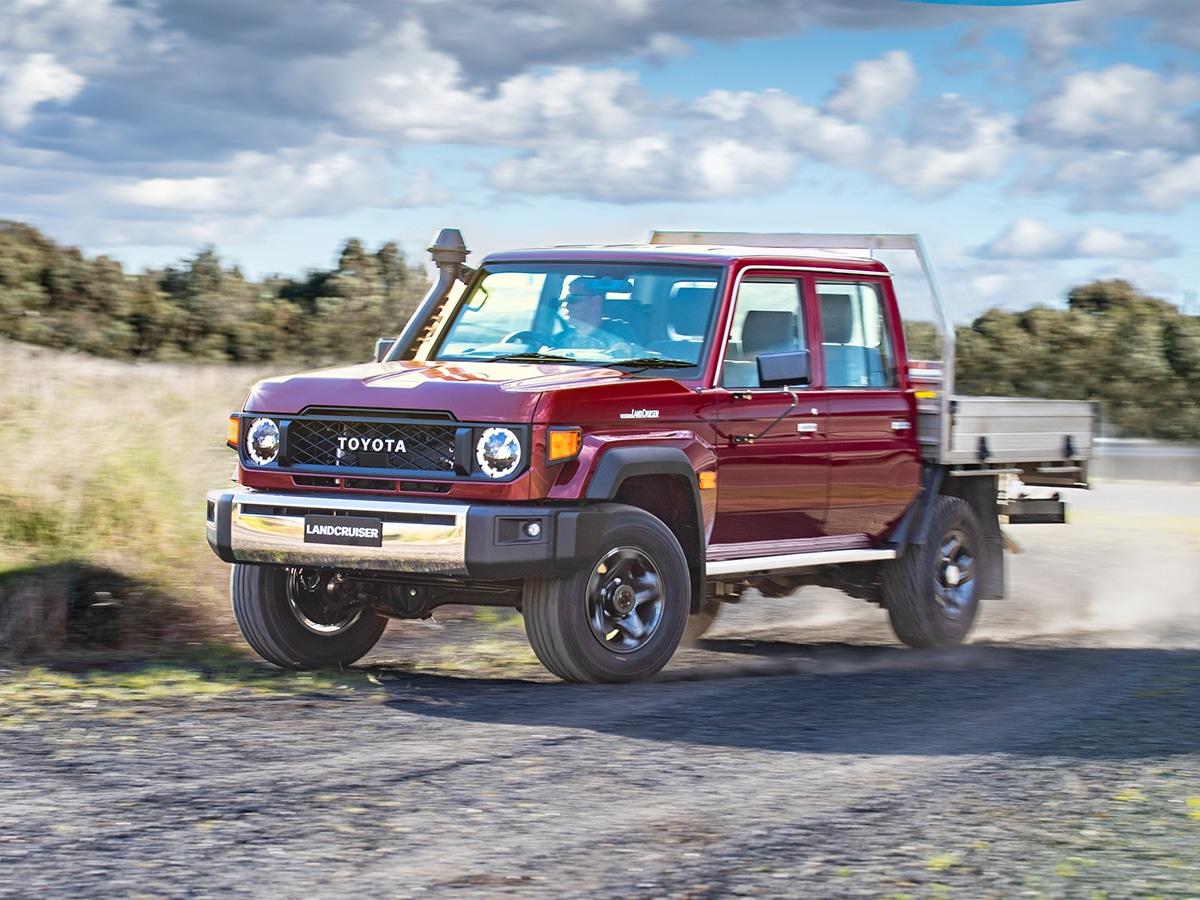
741,309,800,357
820,292,887,388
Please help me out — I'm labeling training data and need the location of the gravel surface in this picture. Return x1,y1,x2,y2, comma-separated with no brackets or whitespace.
2,483,1198,898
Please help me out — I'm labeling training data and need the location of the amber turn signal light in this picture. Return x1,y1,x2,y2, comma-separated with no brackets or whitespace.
547,427,582,463
226,414,240,449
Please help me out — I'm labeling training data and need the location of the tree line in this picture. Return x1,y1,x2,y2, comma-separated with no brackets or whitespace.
0,221,428,365
1,221,1197,439
905,279,1200,441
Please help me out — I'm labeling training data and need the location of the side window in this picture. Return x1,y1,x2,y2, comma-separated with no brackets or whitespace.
722,279,806,389
817,281,896,389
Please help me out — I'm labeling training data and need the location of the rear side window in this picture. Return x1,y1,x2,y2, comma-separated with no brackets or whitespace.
817,281,896,388
722,279,806,389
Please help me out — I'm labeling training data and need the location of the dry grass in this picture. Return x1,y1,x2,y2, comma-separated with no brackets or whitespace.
0,339,269,648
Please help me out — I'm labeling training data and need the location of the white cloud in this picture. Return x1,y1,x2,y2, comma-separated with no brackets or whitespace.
1025,64,1200,150
0,0,153,63
977,217,1063,258
305,22,646,146
827,49,917,122
0,0,159,130
1017,0,1200,63
1030,148,1200,213
490,135,794,202
0,0,1197,266
878,98,1016,198
977,217,1179,260
0,52,84,129
698,72,1015,201
1074,225,1178,259
1139,154,1200,210
108,140,392,218
697,88,873,163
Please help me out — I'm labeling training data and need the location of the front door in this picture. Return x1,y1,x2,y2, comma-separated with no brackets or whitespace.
711,276,829,546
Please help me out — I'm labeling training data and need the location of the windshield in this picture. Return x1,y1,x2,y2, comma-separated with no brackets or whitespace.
432,262,724,373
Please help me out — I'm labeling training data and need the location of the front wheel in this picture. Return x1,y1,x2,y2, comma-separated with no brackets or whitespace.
882,496,983,648
231,564,387,669
523,506,690,683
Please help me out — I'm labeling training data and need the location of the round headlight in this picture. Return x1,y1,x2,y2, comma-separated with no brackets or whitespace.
475,427,521,478
246,417,280,466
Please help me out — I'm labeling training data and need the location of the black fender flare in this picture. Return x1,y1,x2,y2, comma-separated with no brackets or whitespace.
585,446,706,612
888,464,1004,601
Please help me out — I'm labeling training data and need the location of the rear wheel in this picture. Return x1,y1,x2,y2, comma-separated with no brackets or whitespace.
231,564,387,669
883,496,982,648
523,506,690,683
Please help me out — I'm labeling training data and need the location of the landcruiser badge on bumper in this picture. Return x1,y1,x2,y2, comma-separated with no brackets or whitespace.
302,515,383,548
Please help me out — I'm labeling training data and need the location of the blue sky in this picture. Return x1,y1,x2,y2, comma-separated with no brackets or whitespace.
1,0,1198,319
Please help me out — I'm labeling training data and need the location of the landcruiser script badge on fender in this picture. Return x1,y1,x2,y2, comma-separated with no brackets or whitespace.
619,409,660,420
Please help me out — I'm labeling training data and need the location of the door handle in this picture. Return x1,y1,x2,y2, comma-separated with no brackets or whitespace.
796,422,819,433
891,420,912,431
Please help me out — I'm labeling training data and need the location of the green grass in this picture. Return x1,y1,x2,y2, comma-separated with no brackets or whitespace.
0,339,267,651
0,647,369,724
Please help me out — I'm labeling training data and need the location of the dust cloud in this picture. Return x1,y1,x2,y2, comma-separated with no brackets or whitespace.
703,483,1200,656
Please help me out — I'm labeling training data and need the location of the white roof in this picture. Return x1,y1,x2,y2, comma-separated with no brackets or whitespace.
545,242,878,261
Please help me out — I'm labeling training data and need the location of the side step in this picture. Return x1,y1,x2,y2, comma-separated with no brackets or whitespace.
706,548,896,578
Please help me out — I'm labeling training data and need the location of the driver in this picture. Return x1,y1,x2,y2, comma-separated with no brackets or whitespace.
553,278,635,353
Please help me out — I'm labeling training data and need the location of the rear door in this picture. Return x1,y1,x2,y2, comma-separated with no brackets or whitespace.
816,277,919,538
711,275,829,546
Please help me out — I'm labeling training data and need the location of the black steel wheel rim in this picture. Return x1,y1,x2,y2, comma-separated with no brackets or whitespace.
585,546,666,654
285,569,362,636
934,527,976,620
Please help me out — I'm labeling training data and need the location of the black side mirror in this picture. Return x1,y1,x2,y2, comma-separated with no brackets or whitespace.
757,349,810,388
375,337,396,363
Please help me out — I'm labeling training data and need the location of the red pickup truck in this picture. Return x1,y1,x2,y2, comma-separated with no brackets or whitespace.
207,229,1094,682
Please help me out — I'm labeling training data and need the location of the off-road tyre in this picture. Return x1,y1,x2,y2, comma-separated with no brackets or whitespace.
682,595,723,646
523,505,690,683
883,495,983,648
231,564,387,669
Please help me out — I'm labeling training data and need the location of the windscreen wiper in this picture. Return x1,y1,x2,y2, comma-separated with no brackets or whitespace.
606,357,695,370
487,351,578,363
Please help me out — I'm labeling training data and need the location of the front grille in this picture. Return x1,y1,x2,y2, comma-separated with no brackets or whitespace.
287,419,457,473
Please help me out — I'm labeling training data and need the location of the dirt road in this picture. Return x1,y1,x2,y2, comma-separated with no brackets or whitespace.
2,483,1198,897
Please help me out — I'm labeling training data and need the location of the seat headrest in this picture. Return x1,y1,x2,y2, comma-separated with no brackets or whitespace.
819,293,855,344
669,287,714,336
741,309,799,357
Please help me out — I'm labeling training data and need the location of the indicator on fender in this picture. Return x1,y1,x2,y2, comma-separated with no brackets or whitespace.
547,427,583,463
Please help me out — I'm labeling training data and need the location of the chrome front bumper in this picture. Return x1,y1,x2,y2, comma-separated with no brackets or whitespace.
206,488,606,579
206,489,470,574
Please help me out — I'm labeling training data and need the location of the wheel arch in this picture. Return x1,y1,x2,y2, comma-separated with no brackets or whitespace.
887,465,1004,602
585,446,706,612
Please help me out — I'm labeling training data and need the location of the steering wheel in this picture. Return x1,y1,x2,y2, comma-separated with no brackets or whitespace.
502,329,550,348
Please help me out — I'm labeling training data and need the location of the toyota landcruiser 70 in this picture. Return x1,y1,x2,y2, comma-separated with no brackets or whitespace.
207,229,1094,683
